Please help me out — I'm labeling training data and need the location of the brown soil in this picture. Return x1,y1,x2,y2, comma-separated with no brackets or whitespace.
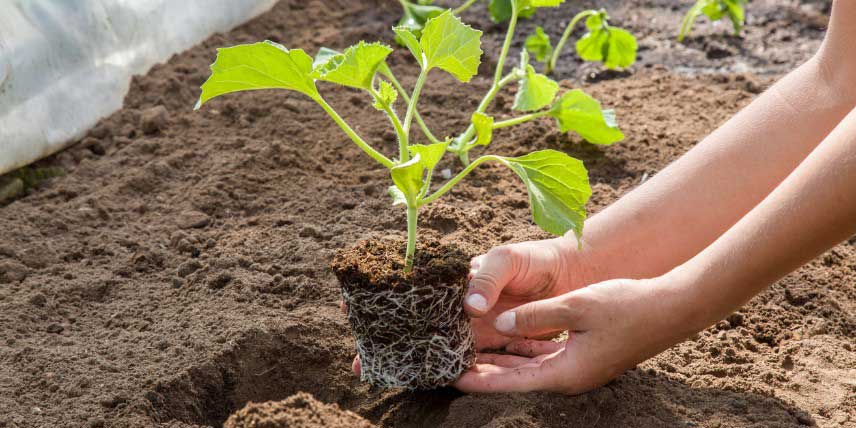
333,238,474,389
0,1,852,428
224,392,374,428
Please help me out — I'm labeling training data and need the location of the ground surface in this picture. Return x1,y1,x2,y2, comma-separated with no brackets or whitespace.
0,0,852,427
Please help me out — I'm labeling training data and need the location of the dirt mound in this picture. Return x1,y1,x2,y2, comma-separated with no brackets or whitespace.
224,393,374,428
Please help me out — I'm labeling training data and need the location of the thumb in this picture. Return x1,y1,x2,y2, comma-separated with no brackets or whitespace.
493,293,583,337
465,246,518,317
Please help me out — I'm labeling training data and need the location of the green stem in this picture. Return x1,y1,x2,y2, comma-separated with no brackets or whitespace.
420,155,502,206
369,87,409,162
451,71,518,157
316,96,394,168
405,205,418,271
678,0,704,42
547,9,598,74
494,1,519,84
404,68,429,138
493,111,550,129
452,0,479,15
381,69,444,144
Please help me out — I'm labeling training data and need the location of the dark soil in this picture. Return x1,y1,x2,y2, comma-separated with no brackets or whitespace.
224,392,374,428
0,0,852,428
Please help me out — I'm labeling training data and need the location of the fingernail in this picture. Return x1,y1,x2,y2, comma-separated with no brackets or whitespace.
494,311,516,333
465,293,488,312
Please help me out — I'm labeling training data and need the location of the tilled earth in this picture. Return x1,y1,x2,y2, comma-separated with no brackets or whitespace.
0,1,853,427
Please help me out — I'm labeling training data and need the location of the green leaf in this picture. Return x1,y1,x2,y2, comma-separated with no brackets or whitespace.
500,149,591,237
472,112,494,146
420,10,483,81
513,64,559,112
391,154,425,205
409,142,448,171
312,47,340,69
550,90,624,145
575,16,638,69
488,0,563,22
525,26,553,62
395,3,445,43
372,81,398,111
388,185,408,206
393,26,423,63
313,42,393,90
196,41,318,109
722,0,745,33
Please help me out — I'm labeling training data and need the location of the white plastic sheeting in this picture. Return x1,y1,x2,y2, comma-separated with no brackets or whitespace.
0,0,277,175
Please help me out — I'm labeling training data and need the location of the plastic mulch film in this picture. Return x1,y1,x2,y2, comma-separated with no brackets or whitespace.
0,0,277,175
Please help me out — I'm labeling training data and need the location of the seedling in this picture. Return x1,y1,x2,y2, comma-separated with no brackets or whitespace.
678,0,746,42
446,1,625,166
196,7,595,272
195,4,618,389
524,9,637,75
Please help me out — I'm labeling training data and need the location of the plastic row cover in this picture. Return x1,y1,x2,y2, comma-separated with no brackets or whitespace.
0,0,277,175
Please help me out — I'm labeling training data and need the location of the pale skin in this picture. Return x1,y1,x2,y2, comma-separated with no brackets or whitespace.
352,1,856,393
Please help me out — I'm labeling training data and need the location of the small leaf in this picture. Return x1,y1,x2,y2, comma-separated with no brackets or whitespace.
420,10,483,82
499,149,591,237
388,185,408,206
525,26,553,62
196,41,318,109
312,47,341,69
372,81,398,111
550,90,624,145
575,16,637,70
489,0,563,22
472,112,494,146
391,154,425,204
513,64,559,112
395,3,445,44
393,26,423,64
314,41,393,90
409,142,448,171
722,0,745,33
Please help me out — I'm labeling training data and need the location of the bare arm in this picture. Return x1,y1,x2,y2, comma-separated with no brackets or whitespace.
579,0,856,282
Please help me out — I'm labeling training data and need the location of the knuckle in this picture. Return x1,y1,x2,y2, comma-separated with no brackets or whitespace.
469,272,502,291
517,305,538,331
488,245,516,261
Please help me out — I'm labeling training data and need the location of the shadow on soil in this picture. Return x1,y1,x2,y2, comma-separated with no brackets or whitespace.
140,325,812,428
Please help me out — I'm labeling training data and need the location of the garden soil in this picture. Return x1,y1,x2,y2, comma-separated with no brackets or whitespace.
0,0,852,427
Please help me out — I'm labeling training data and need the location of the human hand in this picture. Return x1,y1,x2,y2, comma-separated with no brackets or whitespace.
454,276,697,394
464,236,595,350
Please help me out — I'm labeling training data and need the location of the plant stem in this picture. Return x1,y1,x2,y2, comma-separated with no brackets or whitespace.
420,155,503,206
678,0,704,42
404,68,428,139
404,205,418,271
369,87,409,162
546,9,598,74
494,0,519,84
493,111,550,129
452,0,479,15
451,71,518,159
316,96,394,168
380,69,444,144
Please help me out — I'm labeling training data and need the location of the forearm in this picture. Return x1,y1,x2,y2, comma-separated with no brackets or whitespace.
668,106,856,332
577,54,855,283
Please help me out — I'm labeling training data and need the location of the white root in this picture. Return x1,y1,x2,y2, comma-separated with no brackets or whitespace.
342,283,475,389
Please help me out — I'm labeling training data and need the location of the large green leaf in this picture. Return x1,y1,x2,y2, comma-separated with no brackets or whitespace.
396,2,445,39
419,10,483,82
525,26,553,62
472,112,494,146
408,142,448,170
393,26,423,62
550,90,624,145
575,15,637,69
313,42,392,90
500,150,591,237
196,41,318,109
513,64,559,112
312,47,340,69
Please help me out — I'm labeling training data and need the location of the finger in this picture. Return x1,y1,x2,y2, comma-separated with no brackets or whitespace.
468,255,485,280
493,294,582,337
476,353,536,368
352,355,360,376
453,363,550,393
465,246,518,317
340,300,346,314
506,339,565,357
